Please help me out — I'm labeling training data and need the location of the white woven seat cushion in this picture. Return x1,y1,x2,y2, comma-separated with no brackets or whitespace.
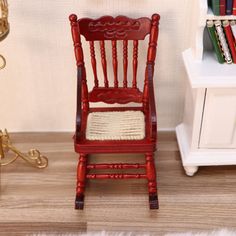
86,111,145,140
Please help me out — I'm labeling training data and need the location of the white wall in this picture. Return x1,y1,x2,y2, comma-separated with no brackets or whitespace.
0,0,192,132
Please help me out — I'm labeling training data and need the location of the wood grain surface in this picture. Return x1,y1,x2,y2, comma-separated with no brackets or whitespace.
1,132,236,235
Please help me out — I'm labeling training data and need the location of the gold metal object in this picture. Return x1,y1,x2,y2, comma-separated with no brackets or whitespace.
0,129,48,169
0,0,9,70
0,54,6,69
0,0,9,38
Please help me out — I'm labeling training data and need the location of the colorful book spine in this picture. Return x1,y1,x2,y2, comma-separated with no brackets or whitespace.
223,20,236,63
226,0,233,15
233,0,236,15
214,20,232,63
212,0,220,15
206,20,225,63
220,0,226,15
230,20,236,42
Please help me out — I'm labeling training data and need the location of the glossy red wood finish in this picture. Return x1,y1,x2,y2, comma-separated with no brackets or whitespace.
146,153,157,193
69,14,84,66
112,40,118,87
123,40,128,87
86,174,147,179
89,87,143,104
69,13,160,210
77,15,151,41
100,40,109,87
89,41,99,87
81,68,89,112
69,15,89,113
76,154,87,195
132,40,138,88
87,163,146,169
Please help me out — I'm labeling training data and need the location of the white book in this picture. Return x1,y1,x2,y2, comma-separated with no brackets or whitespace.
214,20,232,64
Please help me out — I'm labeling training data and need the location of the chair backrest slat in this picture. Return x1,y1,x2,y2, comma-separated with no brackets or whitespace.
100,40,109,88
112,40,118,88
123,40,128,88
132,40,138,88
89,41,99,87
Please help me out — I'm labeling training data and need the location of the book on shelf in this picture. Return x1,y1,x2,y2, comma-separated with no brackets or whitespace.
220,0,226,15
212,0,220,15
230,20,236,41
206,20,225,63
223,20,236,63
234,0,236,15
226,0,233,15
214,20,232,63
210,0,236,15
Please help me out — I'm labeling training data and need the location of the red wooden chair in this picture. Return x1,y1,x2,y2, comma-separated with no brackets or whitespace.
69,13,160,209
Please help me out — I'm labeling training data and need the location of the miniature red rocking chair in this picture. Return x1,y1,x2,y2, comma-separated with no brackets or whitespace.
69,13,160,209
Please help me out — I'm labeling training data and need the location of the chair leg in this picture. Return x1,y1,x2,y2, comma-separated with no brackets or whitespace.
75,154,87,210
146,153,159,209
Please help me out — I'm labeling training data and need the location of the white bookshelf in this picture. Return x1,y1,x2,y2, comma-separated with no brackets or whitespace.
206,8,236,20
176,0,236,176
183,49,236,88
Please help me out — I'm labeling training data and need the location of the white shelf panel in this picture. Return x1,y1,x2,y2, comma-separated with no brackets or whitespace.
176,124,236,167
183,49,236,88
206,9,236,20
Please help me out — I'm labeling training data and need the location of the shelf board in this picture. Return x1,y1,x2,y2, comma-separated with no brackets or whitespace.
206,9,236,20
183,49,236,88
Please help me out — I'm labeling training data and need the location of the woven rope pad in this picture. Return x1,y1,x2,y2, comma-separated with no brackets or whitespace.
86,111,145,140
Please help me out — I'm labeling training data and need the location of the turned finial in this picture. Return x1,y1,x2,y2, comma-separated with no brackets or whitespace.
69,14,77,22
151,14,160,24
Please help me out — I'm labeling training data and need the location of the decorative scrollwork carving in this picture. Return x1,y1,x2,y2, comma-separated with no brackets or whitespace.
0,129,48,169
0,0,9,39
89,87,143,104
0,0,9,70
88,20,140,39
78,15,151,41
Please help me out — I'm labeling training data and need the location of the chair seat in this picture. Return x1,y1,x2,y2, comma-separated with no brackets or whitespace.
86,111,145,141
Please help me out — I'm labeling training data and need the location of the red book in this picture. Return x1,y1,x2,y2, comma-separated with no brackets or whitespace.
233,0,236,15
223,20,236,63
220,0,226,15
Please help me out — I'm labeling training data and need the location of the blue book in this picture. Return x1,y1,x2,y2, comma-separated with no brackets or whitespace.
226,0,233,15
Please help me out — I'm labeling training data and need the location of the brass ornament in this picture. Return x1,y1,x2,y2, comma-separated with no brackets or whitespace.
0,129,48,169
0,54,6,69
0,0,9,70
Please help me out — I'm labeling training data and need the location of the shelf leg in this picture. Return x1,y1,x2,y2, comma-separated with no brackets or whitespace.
184,166,198,176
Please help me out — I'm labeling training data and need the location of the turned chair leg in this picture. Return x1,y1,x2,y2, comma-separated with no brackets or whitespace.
75,154,87,209
146,153,159,209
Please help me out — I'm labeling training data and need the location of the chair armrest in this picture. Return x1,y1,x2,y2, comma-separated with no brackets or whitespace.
147,63,157,142
75,66,82,141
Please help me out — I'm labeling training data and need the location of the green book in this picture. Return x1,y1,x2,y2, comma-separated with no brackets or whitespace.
206,20,225,63
211,0,220,15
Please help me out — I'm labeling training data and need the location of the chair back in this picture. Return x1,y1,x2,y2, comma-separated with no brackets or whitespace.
69,14,160,105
